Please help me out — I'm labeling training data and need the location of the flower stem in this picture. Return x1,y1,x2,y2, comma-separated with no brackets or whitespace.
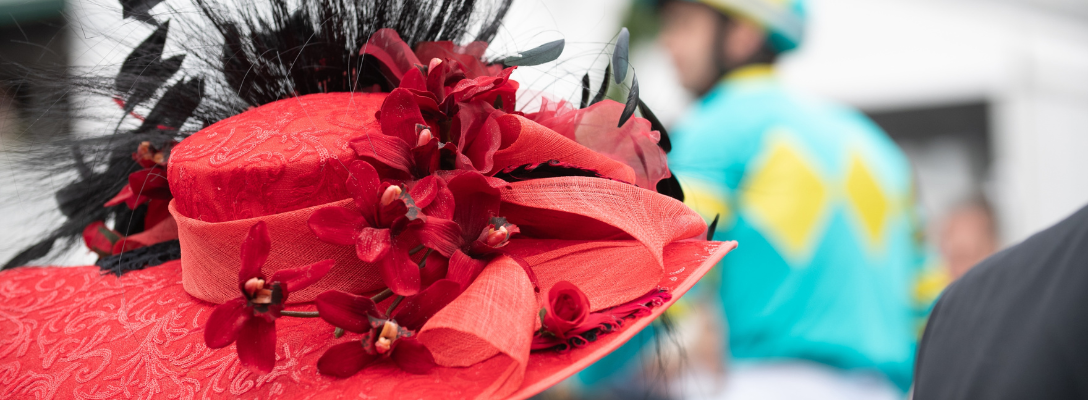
280,310,320,318
386,295,405,315
371,288,394,303
417,249,433,268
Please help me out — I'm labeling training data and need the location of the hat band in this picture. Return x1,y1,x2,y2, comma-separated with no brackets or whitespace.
170,199,387,304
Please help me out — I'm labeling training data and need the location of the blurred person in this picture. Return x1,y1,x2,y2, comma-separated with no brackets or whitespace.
600,0,940,398
914,204,1088,400
938,198,998,279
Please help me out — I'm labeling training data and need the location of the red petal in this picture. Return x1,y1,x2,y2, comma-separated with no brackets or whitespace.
413,174,454,219
349,134,413,177
346,160,382,221
144,198,171,227
239,222,270,283
128,167,172,200
447,172,501,243
380,88,429,146
104,185,134,208
309,206,366,246
410,139,441,178
360,28,421,84
82,221,121,257
399,66,427,91
391,337,437,374
446,250,487,290
315,290,381,333
355,227,392,263
454,102,502,173
392,279,461,331
415,217,462,258
203,297,250,349
419,251,449,290
380,237,421,296
408,175,440,210
269,259,335,294
235,317,277,373
317,341,378,378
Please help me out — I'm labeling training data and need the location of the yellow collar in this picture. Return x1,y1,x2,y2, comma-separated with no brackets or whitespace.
724,64,775,81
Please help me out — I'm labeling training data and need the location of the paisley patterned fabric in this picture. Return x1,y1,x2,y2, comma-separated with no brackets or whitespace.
169,93,385,223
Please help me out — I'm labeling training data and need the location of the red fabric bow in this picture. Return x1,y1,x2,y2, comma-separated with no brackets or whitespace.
203,221,334,372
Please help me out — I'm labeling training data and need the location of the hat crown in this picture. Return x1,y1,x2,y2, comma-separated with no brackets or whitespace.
168,92,386,222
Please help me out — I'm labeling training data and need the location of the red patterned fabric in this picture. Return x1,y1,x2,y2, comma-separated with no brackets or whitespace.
0,241,734,399
168,93,385,223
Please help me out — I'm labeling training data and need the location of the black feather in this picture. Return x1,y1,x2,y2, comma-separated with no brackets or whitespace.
580,73,590,109
589,63,610,106
618,70,638,127
637,99,670,152
707,214,720,240
97,239,182,276
502,39,564,67
121,0,166,25
493,161,606,182
137,77,204,132
656,174,684,201
123,55,184,115
612,27,629,84
116,21,170,93
1,239,56,270
4,0,516,269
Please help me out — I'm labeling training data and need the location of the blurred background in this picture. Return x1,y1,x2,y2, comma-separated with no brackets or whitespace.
1,0,1086,396
4,0,1087,269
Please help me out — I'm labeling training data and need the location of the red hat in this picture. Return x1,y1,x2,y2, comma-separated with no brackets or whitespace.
0,28,734,399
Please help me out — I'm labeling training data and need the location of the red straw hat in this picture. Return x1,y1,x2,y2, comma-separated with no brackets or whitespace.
0,27,734,399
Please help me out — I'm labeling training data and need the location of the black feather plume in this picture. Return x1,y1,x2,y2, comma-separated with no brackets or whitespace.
589,63,610,106
3,0,515,270
637,99,670,153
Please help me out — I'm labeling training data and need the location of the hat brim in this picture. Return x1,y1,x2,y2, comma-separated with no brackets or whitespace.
0,240,734,399
511,239,735,399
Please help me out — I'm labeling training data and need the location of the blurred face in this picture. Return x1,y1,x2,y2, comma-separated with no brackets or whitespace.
939,206,998,279
658,2,721,94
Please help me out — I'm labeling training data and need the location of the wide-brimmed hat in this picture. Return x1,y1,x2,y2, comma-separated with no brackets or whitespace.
0,16,734,400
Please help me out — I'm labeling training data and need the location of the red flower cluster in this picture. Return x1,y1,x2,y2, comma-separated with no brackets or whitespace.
105,141,173,216
199,28,677,378
84,141,179,257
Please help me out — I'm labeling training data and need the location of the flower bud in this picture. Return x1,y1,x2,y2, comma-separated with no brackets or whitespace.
416,128,434,147
428,58,443,72
485,225,510,247
244,277,264,297
380,185,403,206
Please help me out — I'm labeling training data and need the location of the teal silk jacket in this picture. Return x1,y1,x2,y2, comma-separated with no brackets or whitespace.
578,65,941,393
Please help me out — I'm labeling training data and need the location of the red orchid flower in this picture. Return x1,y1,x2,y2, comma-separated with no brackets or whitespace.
203,221,335,372
427,172,522,291
307,160,459,296
314,279,462,377
352,74,514,177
